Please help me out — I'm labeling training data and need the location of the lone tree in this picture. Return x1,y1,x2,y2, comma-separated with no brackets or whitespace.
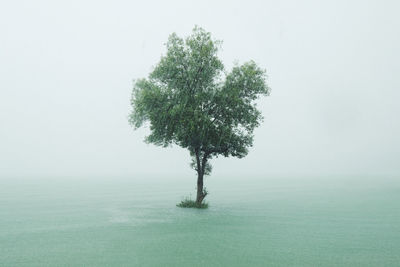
129,27,270,207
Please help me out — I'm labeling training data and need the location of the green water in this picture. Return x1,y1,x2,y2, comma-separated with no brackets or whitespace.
1,176,399,266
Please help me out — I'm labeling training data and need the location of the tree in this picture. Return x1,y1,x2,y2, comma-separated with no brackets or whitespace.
129,26,270,207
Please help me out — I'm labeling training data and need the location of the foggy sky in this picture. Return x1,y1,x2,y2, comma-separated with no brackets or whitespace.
1,0,399,179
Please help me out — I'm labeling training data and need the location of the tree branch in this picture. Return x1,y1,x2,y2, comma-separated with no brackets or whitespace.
201,151,210,175
195,148,201,174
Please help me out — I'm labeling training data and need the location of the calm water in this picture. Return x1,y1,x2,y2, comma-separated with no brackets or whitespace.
1,176,399,266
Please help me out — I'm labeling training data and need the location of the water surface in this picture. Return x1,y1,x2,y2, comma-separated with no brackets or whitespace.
1,176,399,266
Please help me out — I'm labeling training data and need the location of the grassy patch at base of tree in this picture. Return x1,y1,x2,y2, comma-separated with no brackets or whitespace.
177,198,209,209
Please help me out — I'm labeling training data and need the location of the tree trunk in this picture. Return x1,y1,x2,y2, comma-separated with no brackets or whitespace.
195,150,207,205
196,171,205,205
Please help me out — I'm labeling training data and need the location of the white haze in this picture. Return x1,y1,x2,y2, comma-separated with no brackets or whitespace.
0,0,399,179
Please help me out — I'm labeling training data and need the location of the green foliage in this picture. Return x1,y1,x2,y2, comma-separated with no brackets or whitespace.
129,26,270,176
177,196,209,209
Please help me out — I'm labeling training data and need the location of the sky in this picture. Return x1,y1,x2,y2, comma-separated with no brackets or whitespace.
0,0,399,179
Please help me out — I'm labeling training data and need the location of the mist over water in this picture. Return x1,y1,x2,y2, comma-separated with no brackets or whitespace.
1,176,399,266
1,0,399,178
